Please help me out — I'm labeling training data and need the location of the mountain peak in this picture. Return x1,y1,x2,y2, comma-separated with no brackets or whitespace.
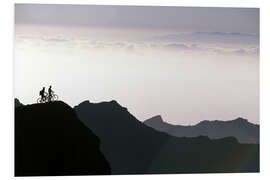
145,115,163,123
77,99,120,105
198,117,249,126
145,116,258,144
234,117,248,123
109,100,124,108
76,99,127,111
144,115,175,132
15,98,24,107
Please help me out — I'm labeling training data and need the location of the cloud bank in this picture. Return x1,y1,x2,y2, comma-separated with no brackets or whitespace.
15,29,259,57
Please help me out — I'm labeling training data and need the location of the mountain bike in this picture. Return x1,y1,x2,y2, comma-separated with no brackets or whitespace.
48,93,59,102
37,92,58,103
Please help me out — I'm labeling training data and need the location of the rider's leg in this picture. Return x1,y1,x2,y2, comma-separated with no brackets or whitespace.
42,95,45,102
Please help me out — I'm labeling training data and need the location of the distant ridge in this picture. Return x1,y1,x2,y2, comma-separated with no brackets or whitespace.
144,116,259,144
74,100,259,174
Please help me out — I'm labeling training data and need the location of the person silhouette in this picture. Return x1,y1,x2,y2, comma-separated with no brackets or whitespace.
48,86,54,102
40,87,46,102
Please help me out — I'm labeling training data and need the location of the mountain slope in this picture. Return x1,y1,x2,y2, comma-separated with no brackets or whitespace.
144,116,259,143
15,101,111,176
74,100,259,174
15,98,24,108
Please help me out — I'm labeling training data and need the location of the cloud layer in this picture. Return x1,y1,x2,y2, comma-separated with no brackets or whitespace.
151,32,259,45
15,29,259,57
15,4,259,57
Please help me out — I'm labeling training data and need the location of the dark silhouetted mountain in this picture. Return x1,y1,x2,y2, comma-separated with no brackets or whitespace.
74,100,259,174
15,101,111,176
15,98,24,108
144,116,259,144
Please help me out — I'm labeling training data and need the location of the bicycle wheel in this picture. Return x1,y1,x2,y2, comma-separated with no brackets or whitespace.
37,97,42,103
53,94,58,101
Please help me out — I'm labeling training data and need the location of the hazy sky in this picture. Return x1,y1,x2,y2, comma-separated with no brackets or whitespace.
14,4,259,125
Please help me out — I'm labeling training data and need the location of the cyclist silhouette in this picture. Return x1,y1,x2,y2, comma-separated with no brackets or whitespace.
37,86,58,103
48,86,54,102
39,87,46,102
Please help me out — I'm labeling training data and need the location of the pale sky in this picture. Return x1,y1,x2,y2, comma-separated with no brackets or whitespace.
14,4,259,125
